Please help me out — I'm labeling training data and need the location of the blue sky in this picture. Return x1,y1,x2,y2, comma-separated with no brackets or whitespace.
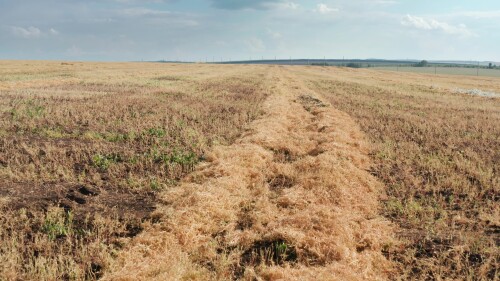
0,0,499,62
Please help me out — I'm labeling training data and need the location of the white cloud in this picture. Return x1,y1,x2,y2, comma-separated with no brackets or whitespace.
10,26,59,39
11,26,42,39
401,15,474,37
266,28,282,39
315,4,339,15
246,37,265,52
120,8,171,17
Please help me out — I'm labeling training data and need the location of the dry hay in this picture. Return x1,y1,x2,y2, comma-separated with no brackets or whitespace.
105,68,394,280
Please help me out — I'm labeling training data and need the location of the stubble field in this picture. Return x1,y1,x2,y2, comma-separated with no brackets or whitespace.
0,61,498,280
0,61,269,280
293,66,499,280
373,66,500,78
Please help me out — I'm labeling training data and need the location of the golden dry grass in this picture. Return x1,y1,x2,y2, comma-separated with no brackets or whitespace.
293,66,500,280
104,66,394,280
0,61,269,280
2,61,497,280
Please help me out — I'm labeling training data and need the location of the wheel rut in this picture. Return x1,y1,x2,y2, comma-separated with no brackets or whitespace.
104,67,394,281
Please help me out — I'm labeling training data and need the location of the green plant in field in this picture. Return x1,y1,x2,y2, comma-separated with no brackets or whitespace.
146,127,166,138
25,101,45,118
149,178,163,191
275,241,288,258
82,131,104,140
148,147,198,167
92,154,111,170
42,210,73,240
42,220,69,240
102,132,134,142
92,153,122,171
169,150,198,166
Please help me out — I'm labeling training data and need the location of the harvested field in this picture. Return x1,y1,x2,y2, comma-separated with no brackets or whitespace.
104,67,394,280
293,66,500,280
1,61,498,280
0,61,269,280
373,66,500,78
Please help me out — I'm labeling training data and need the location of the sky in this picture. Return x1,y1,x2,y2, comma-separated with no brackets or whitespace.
0,0,499,62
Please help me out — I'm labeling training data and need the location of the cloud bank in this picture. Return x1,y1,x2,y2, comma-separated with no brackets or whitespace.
402,14,474,37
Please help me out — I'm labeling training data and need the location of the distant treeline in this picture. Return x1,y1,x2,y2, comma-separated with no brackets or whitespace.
310,60,499,69
206,59,500,69
311,62,366,68
412,60,498,69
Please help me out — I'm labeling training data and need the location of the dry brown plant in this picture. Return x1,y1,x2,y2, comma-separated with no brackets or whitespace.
3,61,495,281
0,61,268,280
105,67,394,280
295,66,499,280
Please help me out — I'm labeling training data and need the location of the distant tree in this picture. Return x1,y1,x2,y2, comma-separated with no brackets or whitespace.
346,62,362,68
415,60,429,67
488,62,493,69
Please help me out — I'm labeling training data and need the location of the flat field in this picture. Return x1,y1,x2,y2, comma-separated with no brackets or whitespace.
0,61,269,280
293,66,499,280
0,61,498,280
374,66,500,78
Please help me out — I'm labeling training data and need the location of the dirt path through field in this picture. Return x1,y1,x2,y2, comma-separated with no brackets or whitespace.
104,66,394,280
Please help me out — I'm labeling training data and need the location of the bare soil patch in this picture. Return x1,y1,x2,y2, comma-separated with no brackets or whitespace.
1,181,155,221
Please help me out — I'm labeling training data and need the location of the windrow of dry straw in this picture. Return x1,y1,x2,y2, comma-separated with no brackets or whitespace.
105,67,394,280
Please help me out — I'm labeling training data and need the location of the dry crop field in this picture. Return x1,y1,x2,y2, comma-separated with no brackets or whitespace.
373,66,500,78
0,61,498,281
0,61,269,280
291,66,499,280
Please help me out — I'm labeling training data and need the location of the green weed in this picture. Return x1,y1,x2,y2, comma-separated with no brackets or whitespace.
92,153,122,171
42,209,73,240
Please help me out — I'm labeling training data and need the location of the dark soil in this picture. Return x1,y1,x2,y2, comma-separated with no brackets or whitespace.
0,181,156,221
